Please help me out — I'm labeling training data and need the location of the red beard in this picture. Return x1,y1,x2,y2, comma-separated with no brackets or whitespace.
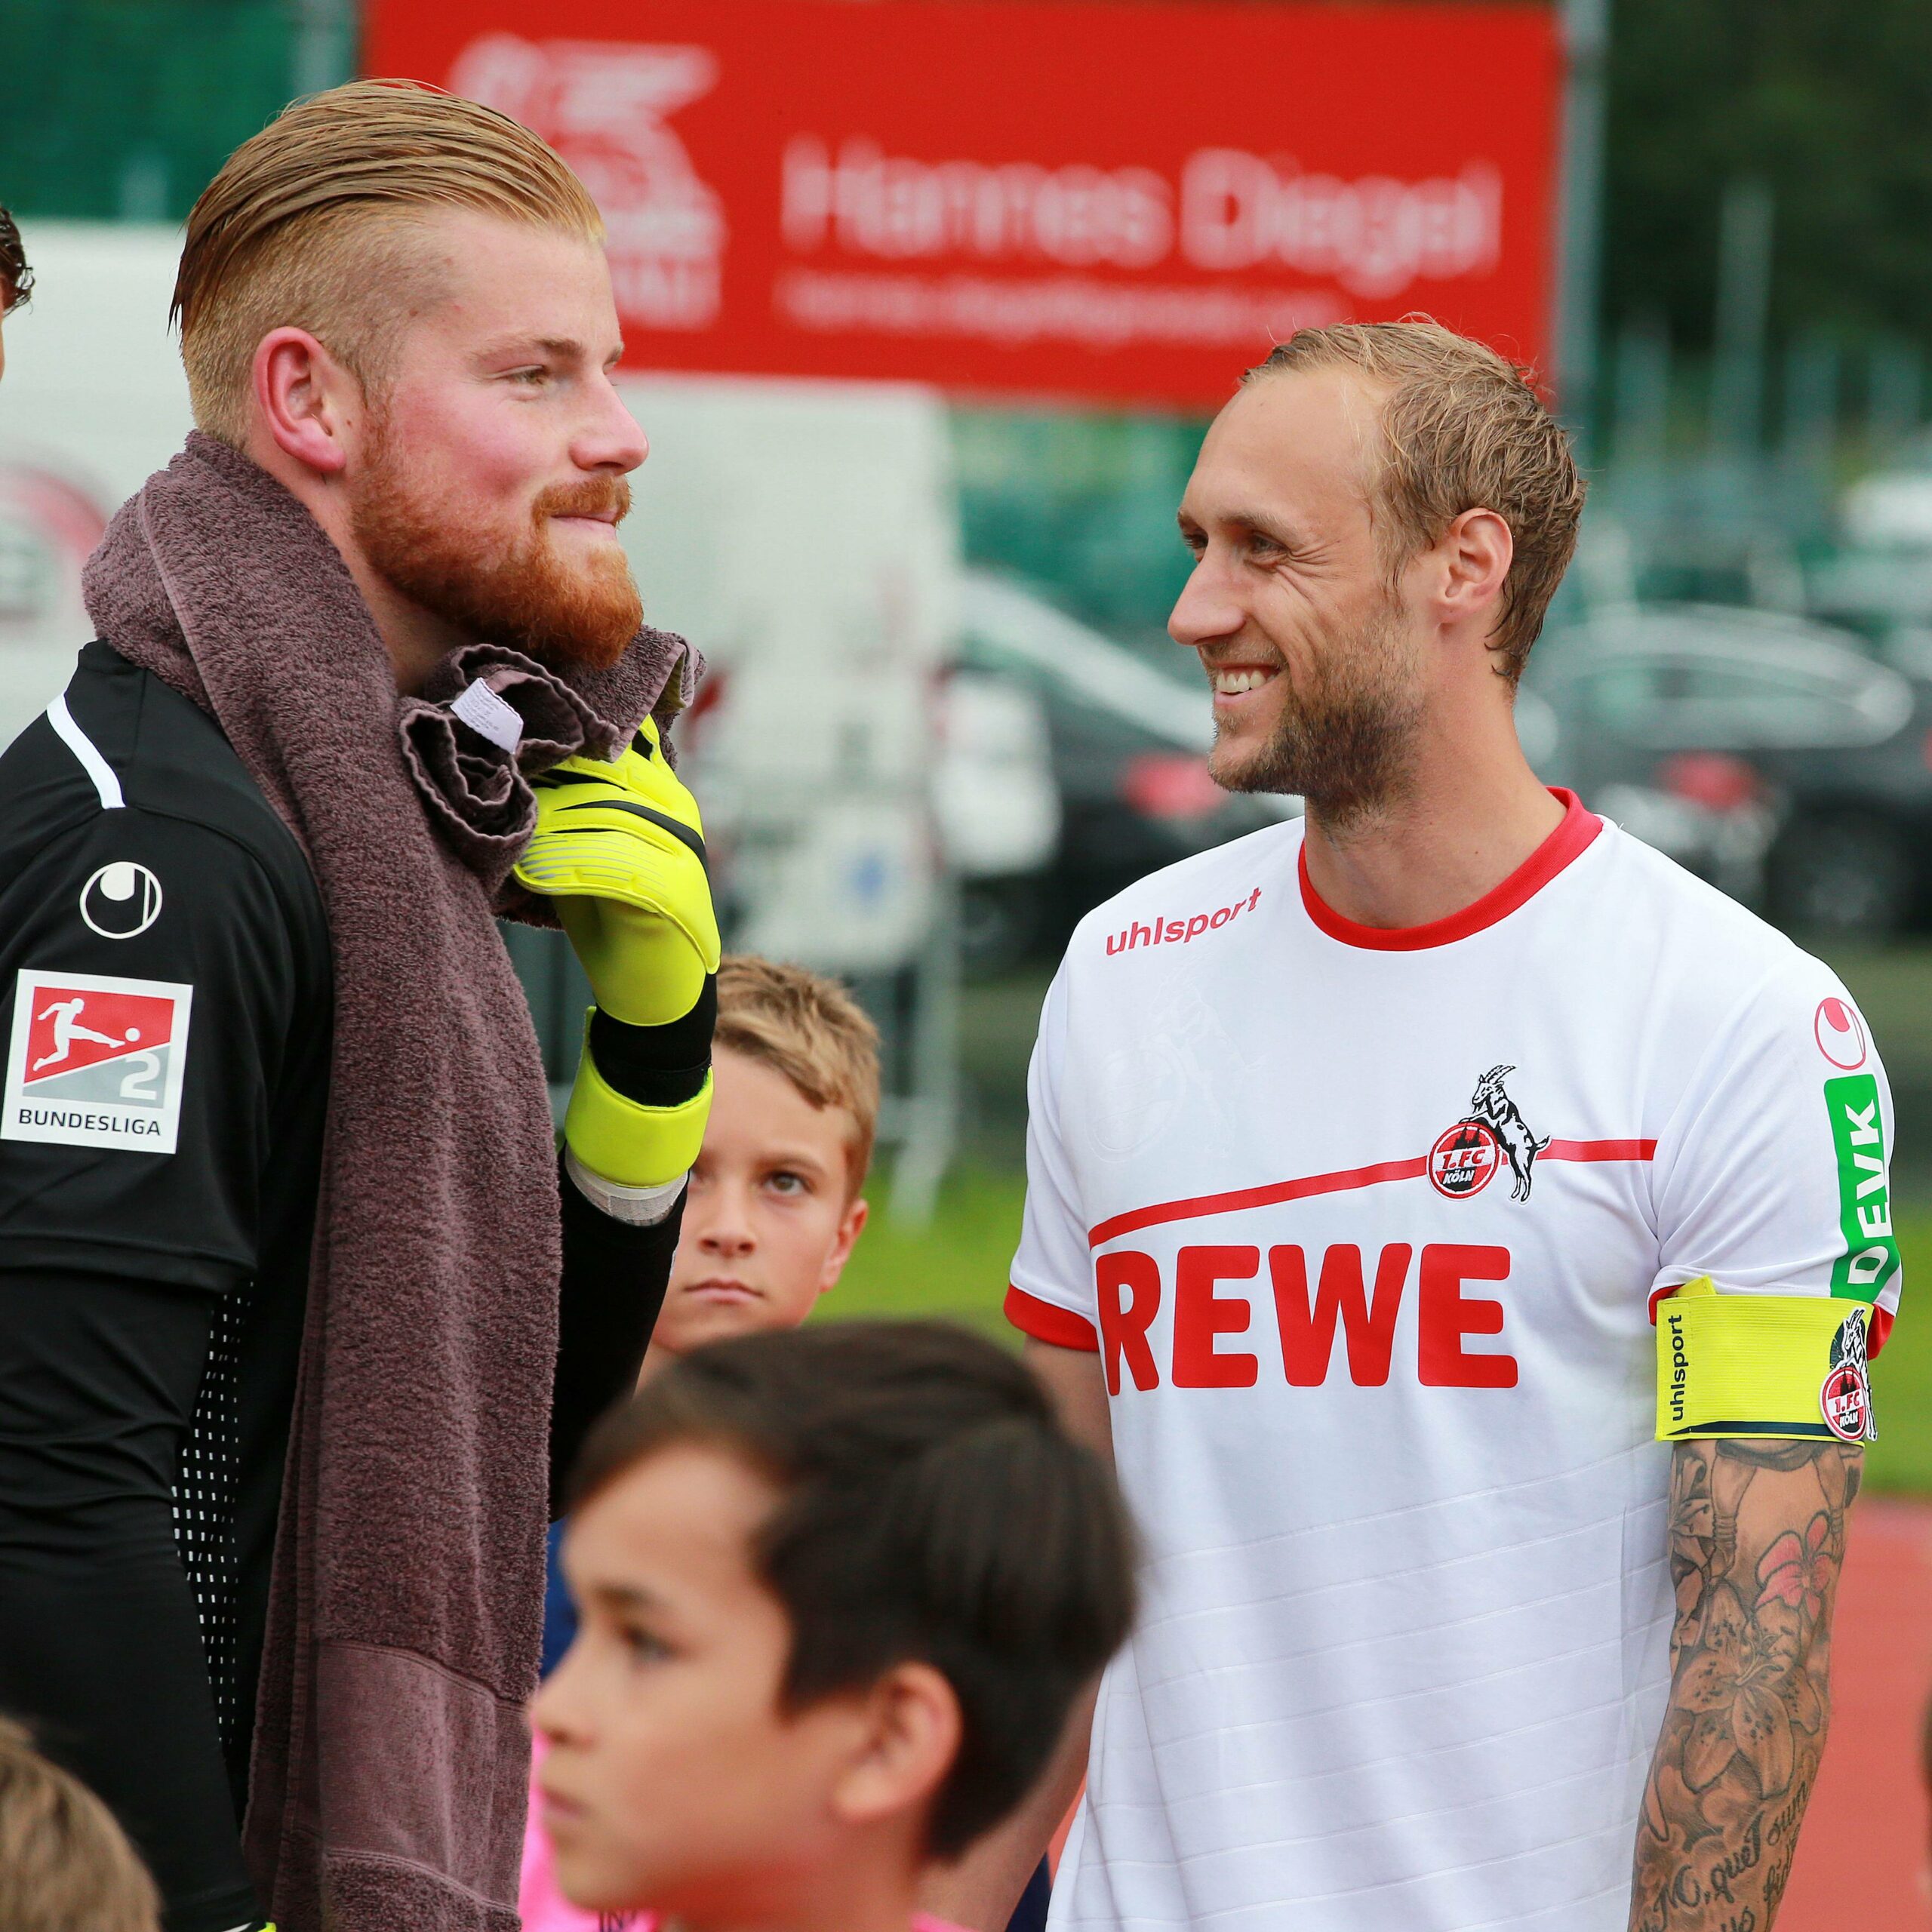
350,430,643,671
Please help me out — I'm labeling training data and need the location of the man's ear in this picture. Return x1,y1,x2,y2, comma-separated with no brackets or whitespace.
817,1192,870,1294
252,326,359,478
829,1660,961,1835
1432,506,1513,639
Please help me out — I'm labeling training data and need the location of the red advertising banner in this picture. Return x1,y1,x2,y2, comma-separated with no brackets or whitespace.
365,0,1561,411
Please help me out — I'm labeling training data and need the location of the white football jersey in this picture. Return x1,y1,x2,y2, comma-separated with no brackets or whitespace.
1009,792,1901,1932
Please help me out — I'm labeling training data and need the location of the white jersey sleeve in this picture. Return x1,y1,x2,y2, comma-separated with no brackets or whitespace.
1006,964,1100,1351
1650,951,1901,1347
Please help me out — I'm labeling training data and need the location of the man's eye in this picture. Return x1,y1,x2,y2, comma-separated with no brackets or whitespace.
509,367,549,387
767,1171,808,1196
623,1625,670,1662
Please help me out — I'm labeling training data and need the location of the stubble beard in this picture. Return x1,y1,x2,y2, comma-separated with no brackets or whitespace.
349,416,644,672
1209,595,1426,829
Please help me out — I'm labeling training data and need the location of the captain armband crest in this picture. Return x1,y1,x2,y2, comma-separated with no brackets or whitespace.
1655,1277,1876,1445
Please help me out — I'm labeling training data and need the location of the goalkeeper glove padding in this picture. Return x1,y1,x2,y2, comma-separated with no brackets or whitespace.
514,721,718,1189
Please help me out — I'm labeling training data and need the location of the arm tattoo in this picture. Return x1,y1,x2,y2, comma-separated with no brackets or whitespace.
1629,1437,1862,1932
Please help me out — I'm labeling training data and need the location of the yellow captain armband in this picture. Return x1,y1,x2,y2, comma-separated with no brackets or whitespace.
1655,1277,1877,1445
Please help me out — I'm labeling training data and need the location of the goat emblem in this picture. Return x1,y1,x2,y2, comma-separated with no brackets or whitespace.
1463,1065,1549,1202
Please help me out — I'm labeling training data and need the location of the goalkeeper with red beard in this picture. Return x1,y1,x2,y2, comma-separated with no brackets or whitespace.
0,85,715,1932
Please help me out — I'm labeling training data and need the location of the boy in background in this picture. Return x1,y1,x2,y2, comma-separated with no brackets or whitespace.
534,1321,1136,1932
540,955,878,1675
643,955,876,1378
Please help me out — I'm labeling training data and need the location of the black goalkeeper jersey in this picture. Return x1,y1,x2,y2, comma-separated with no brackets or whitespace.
0,643,679,1932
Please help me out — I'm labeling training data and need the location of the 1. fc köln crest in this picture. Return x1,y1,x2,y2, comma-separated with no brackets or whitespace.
3,968,193,1153
1429,1065,1550,1202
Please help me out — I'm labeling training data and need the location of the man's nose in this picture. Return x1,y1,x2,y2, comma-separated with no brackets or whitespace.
1168,554,1243,653
576,374,649,475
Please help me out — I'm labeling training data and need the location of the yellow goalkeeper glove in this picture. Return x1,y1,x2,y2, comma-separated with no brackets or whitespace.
514,721,718,1191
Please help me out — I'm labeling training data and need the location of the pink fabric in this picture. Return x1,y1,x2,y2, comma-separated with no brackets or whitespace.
519,1738,609,1931
519,1740,968,1932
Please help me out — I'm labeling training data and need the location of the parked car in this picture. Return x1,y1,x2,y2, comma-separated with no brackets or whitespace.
1530,605,1932,937
960,571,1293,959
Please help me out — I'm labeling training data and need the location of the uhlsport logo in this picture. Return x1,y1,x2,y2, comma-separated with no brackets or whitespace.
2,968,192,1153
1820,1303,1877,1444
1814,995,1868,1070
79,860,163,940
1430,1065,1549,1202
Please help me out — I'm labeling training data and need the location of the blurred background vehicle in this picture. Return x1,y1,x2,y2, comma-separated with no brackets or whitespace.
1531,603,1932,936
960,571,1294,965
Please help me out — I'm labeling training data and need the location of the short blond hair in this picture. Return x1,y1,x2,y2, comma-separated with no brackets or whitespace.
173,80,602,445
0,1718,160,1932
1246,321,1584,680
715,957,881,1195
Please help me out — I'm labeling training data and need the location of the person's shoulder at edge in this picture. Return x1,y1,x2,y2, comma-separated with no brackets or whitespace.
0,642,318,908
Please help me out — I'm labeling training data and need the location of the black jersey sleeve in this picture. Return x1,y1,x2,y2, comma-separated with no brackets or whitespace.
550,1168,685,1515
0,808,305,1930
0,1266,261,1930
0,806,305,1284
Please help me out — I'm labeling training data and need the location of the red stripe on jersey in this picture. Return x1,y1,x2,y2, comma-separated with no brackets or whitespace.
1300,789,1602,951
1089,1137,1657,1247
1545,1138,1659,1162
1005,1285,1100,1351
1090,1157,1431,1246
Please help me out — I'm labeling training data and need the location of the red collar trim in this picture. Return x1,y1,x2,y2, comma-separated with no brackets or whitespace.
1298,789,1601,952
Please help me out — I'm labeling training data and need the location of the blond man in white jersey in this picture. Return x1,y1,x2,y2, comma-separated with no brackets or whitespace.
929,323,1898,1932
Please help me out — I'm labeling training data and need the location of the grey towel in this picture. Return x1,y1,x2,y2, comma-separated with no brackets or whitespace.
82,432,693,1931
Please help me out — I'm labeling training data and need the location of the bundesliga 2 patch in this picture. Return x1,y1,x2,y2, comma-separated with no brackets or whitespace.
2,968,192,1154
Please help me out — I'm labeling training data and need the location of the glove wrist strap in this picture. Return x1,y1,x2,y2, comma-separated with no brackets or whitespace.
564,1147,687,1226
565,1015,713,1189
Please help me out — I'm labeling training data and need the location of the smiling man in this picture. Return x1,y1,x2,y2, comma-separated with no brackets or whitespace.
0,85,715,1932
935,323,1903,1932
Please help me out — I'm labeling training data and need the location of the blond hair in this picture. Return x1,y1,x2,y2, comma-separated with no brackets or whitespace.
1246,321,1584,680
715,957,881,1195
173,79,602,445
0,1718,161,1932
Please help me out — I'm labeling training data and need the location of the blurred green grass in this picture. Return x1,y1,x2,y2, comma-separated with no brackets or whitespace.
824,1168,1929,1495
823,1168,1026,1342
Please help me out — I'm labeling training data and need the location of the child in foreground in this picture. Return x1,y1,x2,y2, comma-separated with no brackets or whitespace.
524,959,884,1929
533,1321,1137,1932
0,1716,161,1932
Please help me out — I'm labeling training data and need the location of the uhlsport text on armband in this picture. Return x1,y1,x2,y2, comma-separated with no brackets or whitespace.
1655,1276,1878,1444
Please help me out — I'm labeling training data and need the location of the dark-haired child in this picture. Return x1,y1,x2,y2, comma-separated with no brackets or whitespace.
533,1321,1137,1932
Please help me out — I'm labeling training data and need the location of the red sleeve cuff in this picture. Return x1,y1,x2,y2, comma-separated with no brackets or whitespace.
1004,1284,1100,1352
